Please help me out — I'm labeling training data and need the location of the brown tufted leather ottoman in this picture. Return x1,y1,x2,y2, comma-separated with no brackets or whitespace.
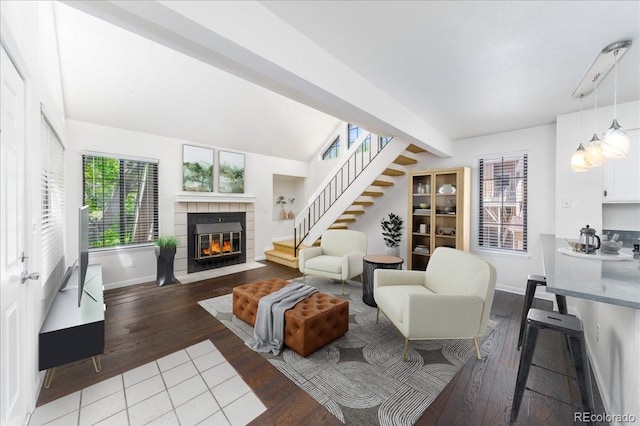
232,278,349,357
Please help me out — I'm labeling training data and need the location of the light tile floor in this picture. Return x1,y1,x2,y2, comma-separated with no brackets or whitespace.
29,341,266,426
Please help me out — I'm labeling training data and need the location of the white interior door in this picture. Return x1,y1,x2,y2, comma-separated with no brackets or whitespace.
1,44,28,426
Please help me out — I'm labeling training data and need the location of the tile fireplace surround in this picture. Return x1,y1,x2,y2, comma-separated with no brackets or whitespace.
174,195,255,281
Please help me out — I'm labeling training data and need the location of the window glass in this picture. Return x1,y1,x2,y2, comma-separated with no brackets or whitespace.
82,154,159,248
478,153,528,252
322,136,340,160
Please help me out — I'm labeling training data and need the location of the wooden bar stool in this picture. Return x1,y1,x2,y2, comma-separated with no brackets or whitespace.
517,274,568,350
510,308,595,425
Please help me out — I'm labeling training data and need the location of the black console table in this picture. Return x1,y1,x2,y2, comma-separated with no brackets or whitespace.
39,264,104,387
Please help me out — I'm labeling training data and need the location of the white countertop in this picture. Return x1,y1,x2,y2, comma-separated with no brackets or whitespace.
541,234,640,309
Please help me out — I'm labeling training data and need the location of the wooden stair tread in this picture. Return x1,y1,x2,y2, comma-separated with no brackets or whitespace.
352,201,374,206
329,224,349,230
361,191,383,197
264,250,298,268
394,155,418,166
264,249,297,260
335,217,356,223
343,209,365,215
406,144,427,153
371,180,394,187
382,168,405,177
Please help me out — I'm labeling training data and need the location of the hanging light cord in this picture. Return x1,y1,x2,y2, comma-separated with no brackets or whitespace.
593,75,599,134
613,49,619,118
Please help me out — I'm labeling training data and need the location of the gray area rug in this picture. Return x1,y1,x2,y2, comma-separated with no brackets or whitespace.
198,276,497,426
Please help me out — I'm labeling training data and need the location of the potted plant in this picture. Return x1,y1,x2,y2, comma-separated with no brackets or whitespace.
275,195,288,220
155,235,179,286
287,197,296,219
380,212,403,256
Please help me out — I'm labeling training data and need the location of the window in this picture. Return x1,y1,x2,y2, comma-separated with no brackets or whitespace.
379,136,392,149
82,153,158,249
322,136,340,160
41,115,65,283
348,123,370,151
478,153,528,252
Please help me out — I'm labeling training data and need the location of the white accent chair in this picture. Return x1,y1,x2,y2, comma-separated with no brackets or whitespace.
374,247,497,361
298,230,368,294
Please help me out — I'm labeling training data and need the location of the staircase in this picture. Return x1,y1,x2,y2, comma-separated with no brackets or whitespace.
327,149,425,231
265,135,427,268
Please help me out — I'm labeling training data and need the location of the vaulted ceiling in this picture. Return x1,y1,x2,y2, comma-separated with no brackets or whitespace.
55,1,640,161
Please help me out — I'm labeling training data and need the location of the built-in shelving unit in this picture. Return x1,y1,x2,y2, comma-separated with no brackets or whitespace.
407,167,470,270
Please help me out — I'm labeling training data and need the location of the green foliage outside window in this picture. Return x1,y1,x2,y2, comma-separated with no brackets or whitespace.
83,155,158,248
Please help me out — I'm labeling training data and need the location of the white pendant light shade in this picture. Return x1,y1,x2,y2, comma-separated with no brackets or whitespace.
601,119,630,159
601,47,630,159
585,133,604,166
571,143,591,172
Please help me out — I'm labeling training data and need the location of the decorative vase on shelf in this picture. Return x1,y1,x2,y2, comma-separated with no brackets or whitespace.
287,198,296,220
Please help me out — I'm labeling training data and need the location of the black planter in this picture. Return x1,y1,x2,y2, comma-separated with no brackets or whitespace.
155,246,177,286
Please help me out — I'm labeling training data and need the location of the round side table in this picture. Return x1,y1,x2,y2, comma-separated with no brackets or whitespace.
362,255,404,307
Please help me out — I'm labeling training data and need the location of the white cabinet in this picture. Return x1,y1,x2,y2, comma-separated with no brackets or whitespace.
603,128,640,203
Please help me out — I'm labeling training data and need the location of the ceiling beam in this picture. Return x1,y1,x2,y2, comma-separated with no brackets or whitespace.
63,0,452,156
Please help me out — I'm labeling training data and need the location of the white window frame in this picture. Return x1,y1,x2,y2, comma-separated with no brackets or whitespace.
41,114,66,284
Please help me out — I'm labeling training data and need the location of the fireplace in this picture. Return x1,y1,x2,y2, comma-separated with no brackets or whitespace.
188,212,246,273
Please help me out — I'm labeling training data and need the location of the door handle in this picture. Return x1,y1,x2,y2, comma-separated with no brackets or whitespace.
21,271,40,284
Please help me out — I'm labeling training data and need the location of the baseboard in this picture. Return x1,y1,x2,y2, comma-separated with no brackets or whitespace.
103,276,154,291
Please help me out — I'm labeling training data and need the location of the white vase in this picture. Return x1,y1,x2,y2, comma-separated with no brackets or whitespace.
385,246,399,257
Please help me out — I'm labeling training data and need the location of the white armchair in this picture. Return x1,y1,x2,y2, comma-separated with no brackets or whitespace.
374,247,497,360
298,230,368,294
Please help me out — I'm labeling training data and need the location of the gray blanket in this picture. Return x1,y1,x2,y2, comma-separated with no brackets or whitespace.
247,283,318,355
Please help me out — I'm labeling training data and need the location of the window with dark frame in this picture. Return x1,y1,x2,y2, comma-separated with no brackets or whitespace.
322,136,340,160
478,153,528,253
82,154,159,249
379,136,392,149
348,123,370,151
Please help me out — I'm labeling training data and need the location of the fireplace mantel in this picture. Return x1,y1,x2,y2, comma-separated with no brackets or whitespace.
175,193,256,203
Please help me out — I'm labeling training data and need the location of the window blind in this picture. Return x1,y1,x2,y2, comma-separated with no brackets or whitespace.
82,154,158,249
478,153,528,252
41,115,65,283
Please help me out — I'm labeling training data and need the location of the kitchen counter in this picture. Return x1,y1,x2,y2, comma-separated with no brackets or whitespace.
541,234,640,309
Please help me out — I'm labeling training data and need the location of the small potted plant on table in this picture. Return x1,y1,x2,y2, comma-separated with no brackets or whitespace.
156,235,179,286
380,212,403,256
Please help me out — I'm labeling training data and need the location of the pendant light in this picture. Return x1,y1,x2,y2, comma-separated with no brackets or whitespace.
585,81,603,166
571,95,591,172
601,48,630,159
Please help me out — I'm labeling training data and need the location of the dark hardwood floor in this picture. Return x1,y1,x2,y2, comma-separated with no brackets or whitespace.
37,261,604,425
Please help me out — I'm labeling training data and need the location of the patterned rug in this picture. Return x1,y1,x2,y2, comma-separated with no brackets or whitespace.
198,276,497,426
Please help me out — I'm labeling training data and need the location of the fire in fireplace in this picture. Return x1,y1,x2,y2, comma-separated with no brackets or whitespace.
187,212,246,273
194,222,242,261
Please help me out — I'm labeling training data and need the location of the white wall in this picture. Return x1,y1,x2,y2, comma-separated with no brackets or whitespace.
271,175,305,242
555,100,640,423
1,0,68,416
354,124,558,295
65,119,309,286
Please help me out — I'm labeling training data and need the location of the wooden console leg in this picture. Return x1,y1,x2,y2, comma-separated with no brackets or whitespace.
44,368,55,389
92,355,102,373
